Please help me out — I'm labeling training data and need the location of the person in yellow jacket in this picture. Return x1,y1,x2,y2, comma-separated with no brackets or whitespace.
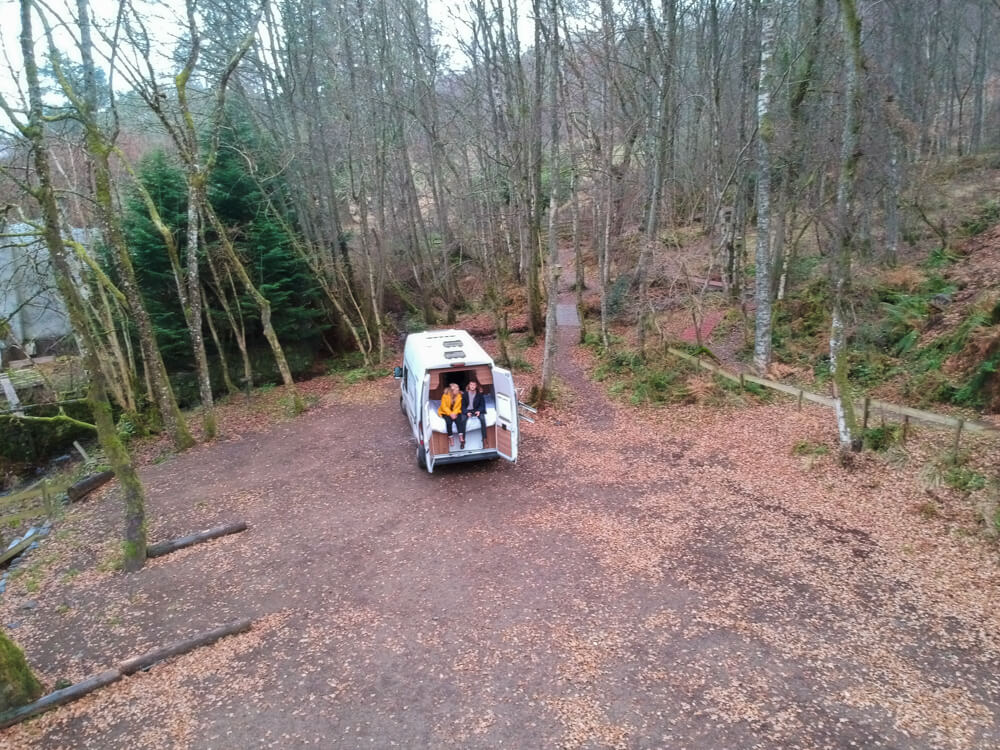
438,381,465,448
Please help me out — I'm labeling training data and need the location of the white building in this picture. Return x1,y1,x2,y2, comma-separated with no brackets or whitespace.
0,222,78,366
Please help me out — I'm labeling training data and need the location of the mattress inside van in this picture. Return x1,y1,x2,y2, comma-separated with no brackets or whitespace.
427,393,497,433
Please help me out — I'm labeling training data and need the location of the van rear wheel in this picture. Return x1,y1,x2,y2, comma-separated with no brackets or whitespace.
400,395,406,415
416,445,427,470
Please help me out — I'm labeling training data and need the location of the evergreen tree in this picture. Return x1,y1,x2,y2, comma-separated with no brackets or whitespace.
123,151,192,369
208,115,325,348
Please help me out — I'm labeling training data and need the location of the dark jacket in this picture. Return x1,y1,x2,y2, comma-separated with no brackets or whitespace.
464,390,486,415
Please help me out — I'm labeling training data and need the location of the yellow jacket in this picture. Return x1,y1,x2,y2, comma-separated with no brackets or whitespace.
438,391,462,417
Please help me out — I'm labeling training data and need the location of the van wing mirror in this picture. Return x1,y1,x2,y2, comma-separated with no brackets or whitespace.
393,366,403,379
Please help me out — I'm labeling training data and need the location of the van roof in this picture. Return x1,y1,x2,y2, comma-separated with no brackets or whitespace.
404,329,494,368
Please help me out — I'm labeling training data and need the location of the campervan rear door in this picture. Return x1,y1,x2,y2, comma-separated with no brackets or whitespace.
421,373,435,473
492,366,518,463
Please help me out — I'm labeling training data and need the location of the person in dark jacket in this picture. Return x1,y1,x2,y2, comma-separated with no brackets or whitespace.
463,379,487,445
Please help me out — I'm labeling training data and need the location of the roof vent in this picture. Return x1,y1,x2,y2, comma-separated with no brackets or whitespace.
444,350,466,359
443,339,463,348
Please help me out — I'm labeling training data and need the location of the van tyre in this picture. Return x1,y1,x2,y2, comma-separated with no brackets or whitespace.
400,396,406,415
416,446,427,470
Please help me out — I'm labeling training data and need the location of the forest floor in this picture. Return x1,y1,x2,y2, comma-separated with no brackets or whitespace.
3,255,1000,747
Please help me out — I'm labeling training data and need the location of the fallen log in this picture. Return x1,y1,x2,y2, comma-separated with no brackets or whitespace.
0,670,121,730
146,521,248,559
118,618,253,675
464,323,530,338
67,471,114,503
0,618,255,729
0,531,41,568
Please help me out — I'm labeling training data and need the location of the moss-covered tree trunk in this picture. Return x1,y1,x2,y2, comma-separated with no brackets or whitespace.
94,145,195,450
0,630,43,713
157,1,299,412
198,196,302,412
18,0,148,571
185,182,218,438
831,0,866,458
116,152,217,435
201,287,238,395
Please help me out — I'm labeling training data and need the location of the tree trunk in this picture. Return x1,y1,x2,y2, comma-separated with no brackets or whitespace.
753,0,775,373
186,183,217,438
970,0,988,153
201,194,301,410
207,252,253,394
831,0,865,458
539,0,561,405
202,286,238,395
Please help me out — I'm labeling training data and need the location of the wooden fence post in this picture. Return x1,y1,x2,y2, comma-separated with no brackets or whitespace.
863,397,871,430
902,415,909,443
41,480,52,518
953,418,965,460
739,372,745,390
797,390,803,411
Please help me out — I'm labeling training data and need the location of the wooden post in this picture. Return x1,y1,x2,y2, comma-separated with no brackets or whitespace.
739,372,745,390
863,397,871,430
72,441,90,462
797,389,804,411
41,480,53,517
902,415,909,443
953,418,965,460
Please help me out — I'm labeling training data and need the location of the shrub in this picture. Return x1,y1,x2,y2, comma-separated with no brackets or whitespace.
593,348,695,406
944,465,988,493
607,273,633,318
923,246,961,269
863,424,901,452
957,199,1000,237
343,366,391,384
0,631,43,712
508,356,534,373
792,440,829,456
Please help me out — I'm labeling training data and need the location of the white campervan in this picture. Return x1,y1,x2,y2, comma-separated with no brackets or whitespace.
394,329,519,472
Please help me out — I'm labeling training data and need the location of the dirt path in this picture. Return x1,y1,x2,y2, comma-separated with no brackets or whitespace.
2,284,1000,746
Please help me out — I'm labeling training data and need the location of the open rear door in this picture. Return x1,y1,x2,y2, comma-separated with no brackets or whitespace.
492,366,518,463
421,374,436,473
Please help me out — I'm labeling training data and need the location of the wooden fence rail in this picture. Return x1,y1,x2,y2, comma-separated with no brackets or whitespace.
0,478,71,532
666,347,998,435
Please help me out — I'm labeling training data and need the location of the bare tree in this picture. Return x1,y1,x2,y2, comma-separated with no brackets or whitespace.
42,0,195,449
7,0,148,570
